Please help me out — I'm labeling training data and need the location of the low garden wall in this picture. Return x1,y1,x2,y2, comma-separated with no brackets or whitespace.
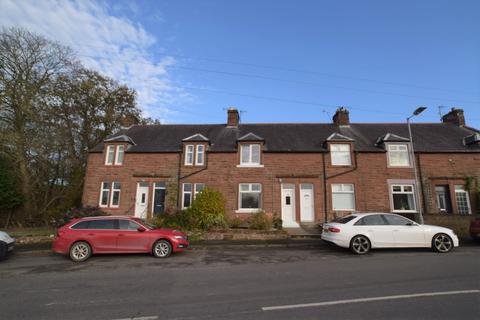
198,228,288,241
423,213,473,238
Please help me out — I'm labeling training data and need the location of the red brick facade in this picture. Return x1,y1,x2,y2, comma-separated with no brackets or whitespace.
83,130,479,224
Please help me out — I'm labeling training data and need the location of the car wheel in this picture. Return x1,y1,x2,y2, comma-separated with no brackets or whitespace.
0,241,6,261
432,233,453,253
153,240,172,258
350,235,371,255
69,241,91,262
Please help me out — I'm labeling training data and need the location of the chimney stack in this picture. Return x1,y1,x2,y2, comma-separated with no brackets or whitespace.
333,107,350,126
441,108,465,126
227,107,240,127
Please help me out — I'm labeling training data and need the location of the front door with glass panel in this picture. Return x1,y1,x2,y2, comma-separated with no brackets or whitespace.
435,185,452,213
135,182,149,219
300,184,314,222
153,182,166,214
281,184,299,227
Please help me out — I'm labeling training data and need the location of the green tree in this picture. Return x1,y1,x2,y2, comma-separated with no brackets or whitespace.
0,154,23,227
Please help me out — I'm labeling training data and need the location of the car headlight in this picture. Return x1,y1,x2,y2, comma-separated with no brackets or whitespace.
174,235,187,240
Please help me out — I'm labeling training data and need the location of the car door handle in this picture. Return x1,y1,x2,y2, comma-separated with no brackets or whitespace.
118,234,125,237
393,230,399,232
88,233,95,236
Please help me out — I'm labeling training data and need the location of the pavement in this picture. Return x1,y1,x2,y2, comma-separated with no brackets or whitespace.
1,240,479,320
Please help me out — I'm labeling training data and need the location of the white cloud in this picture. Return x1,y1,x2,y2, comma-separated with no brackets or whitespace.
0,0,190,121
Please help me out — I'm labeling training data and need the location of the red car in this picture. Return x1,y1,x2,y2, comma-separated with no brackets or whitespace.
52,216,189,262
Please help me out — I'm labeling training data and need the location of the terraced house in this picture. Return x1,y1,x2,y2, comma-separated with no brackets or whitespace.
83,107,480,227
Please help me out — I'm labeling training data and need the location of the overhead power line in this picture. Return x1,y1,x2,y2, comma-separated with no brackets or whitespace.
76,52,480,106
72,43,478,96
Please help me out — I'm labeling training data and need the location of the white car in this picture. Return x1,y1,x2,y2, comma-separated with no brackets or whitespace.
321,213,459,254
0,231,15,261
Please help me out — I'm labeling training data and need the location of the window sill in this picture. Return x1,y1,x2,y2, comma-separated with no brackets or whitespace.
235,209,261,213
392,210,417,213
333,208,355,211
236,164,264,168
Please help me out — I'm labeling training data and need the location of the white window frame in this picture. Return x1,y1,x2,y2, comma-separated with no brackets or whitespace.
99,182,110,207
194,183,205,197
387,143,411,167
237,183,262,212
105,145,115,165
114,145,125,165
195,145,205,165
185,145,194,166
331,184,355,211
110,182,121,208
330,144,351,166
238,144,263,167
454,185,472,215
182,183,193,209
391,184,417,213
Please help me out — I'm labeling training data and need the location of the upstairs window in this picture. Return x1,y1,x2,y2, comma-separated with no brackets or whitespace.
105,145,115,165
240,144,261,166
455,185,471,215
330,144,351,166
387,144,410,167
195,145,205,165
115,145,124,165
185,145,194,165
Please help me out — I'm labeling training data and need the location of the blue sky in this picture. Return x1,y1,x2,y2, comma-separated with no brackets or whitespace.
2,0,479,127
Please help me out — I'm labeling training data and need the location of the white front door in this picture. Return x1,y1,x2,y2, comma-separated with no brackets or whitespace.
135,182,149,219
281,184,299,227
300,184,314,222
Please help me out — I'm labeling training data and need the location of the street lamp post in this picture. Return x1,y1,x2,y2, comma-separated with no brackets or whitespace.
407,107,427,224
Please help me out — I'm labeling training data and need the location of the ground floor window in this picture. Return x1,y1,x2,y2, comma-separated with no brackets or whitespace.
391,184,416,212
110,182,121,207
239,183,262,210
455,185,471,214
99,182,110,207
182,183,206,209
99,181,121,208
332,184,355,211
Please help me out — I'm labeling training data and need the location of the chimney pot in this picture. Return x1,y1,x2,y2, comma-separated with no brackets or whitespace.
333,107,350,126
441,107,465,126
227,107,239,127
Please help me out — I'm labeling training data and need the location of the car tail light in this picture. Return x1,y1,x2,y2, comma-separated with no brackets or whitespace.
328,227,341,233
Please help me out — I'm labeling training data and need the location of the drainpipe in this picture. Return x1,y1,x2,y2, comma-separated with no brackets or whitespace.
322,153,328,224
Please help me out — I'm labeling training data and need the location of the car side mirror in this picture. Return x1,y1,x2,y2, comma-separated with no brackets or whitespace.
137,227,146,232
406,222,417,226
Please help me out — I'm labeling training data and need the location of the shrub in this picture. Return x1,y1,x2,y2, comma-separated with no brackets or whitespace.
228,215,243,228
272,213,282,230
185,187,227,230
248,210,272,230
51,206,108,227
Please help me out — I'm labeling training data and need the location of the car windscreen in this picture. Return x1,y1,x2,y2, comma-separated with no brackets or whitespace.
332,215,357,224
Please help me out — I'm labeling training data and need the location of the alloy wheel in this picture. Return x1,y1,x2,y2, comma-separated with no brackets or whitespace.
351,236,370,254
154,240,171,258
433,234,453,253
70,242,90,262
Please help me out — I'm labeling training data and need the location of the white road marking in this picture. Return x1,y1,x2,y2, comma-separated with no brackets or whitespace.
112,316,158,320
262,289,480,311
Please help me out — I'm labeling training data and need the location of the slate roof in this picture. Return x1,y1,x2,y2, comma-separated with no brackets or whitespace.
91,123,480,153
104,134,136,145
375,133,410,145
237,132,265,142
326,133,354,141
182,133,209,142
